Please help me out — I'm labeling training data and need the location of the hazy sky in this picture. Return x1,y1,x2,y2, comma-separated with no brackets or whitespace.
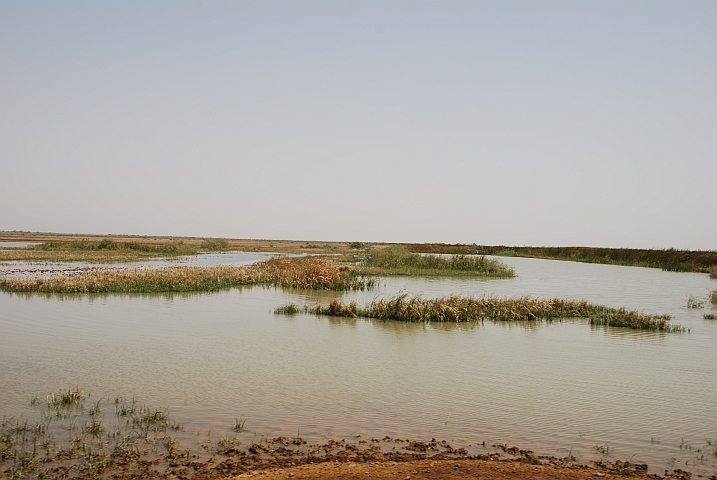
1,1,715,249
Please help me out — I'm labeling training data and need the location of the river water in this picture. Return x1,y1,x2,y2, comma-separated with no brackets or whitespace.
1,254,715,475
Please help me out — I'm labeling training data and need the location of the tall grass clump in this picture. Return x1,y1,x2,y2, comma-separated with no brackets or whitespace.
361,245,514,277
274,303,299,315
709,266,717,279
710,290,717,305
0,256,374,293
286,293,685,332
200,238,231,250
46,388,83,408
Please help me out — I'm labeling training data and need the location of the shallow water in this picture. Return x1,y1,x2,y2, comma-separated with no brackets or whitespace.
0,241,41,249
0,250,279,278
1,256,716,475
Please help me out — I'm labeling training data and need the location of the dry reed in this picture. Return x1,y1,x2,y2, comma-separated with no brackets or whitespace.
0,257,373,293
284,293,685,332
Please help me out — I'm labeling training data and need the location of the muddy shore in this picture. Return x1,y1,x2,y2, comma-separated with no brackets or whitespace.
227,458,693,480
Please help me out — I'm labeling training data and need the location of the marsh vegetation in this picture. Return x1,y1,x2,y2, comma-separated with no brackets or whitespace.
4,233,714,274
0,238,210,263
0,257,374,293
0,388,186,479
356,245,515,278
276,293,685,332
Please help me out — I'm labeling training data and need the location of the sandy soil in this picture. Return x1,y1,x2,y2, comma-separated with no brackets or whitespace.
225,458,684,480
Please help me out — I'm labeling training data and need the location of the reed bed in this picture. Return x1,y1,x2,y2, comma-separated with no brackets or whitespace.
279,293,685,332
710,267,717,279
359,246,514,277
0,257,373,293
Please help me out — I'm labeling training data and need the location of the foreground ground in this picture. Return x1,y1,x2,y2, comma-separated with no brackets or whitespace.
225,458,696,480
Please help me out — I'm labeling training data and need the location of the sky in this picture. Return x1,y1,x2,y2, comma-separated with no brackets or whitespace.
1,1,715,249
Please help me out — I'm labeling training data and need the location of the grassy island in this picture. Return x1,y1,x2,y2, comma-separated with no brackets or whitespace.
354,245,515,278
275,293,685,333
0,257,374,293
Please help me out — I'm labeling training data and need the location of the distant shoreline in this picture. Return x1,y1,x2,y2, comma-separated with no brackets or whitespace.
1,232,715,275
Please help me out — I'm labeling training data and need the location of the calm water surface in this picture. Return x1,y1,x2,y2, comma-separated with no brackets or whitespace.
1,256,716,474
0,241,41,249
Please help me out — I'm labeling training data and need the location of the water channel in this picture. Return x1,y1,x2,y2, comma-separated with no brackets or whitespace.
1,253,715,475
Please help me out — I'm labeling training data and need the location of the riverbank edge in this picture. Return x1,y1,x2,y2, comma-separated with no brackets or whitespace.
226,457,695,480
2,233,715,274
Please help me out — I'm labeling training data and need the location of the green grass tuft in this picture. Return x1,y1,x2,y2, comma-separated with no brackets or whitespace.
274,303,299,315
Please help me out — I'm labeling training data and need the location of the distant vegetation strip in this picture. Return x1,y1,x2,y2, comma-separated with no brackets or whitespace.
0,238,234,263
0,257,373,293
275,293,686,332
400,243,717,273
356,245,514,278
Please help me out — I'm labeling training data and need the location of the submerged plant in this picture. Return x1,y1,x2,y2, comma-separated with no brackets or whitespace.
274,303,299,315
1,390,192,478
687,295,704,309
46,387,83,408
233,418,246,433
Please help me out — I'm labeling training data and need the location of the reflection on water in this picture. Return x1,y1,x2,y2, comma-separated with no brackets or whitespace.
1,256,716,475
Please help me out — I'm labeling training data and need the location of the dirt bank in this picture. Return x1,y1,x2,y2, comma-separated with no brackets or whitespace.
224,458,693,480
